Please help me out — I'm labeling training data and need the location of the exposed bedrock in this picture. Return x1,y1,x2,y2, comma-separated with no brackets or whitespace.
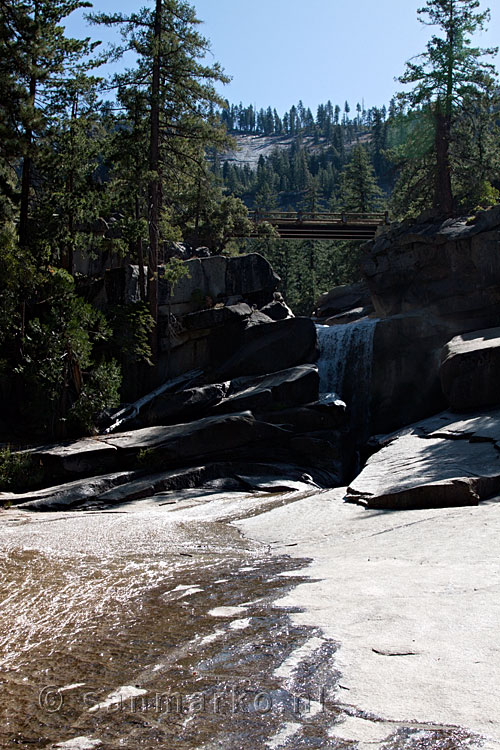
346,409,500,509
361,206,500,332
440,327,500,412
317,206,500,440
3,363,348,508
314,281,373,321
370,312,452,433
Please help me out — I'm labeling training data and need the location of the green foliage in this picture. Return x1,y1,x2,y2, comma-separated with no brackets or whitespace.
396,0,498,213
337,145,384,212
161,258,191,296
108,303,155,366
68,360,121,434
13,268,120,435
247,237,362,316
0,223,38,353
0,446,43,494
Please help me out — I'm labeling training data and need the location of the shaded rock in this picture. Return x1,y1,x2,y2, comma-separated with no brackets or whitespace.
139,383,227,427
29,412,293,480
244,310,275,328
214,317,318,380
212,365,320,416
163,253,280,316
181,303,253,332
346,408,500,509
11,461,338,511
325,306,373,326
440,327,500,411
361,207,500,333
290,433,343,470
103,369,204,433
103,253,279,317
259,300,294,321
0,471,136,511
257,400,346,432
370,312,452,434
314,282,371,319
115,366,321,430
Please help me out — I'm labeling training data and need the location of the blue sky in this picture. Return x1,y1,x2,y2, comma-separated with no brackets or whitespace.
67,0,500,114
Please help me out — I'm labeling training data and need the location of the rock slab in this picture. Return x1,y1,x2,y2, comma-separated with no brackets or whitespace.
440,327,500,411
347,409,500,509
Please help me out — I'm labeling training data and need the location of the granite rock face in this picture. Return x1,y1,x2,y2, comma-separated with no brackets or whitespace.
214,317,319,380
361,207,500,333
370,312,452,433
440,327,500,412
314,281,373,320
346,409,500,509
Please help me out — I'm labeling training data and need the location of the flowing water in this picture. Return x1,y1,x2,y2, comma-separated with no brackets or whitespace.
0,495,483,749
316,319,378,440
0,498,344,750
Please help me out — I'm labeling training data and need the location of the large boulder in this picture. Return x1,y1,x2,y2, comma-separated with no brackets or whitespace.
28,412,292,479
314,281,372,320
214,317,318,380
161,253,280,316
361,207,500,334
346,409,500,509
211,365,320,415
109,365,321,431
440,327,500,411
370,312,452,433
104,254,280,314
316,313,451,437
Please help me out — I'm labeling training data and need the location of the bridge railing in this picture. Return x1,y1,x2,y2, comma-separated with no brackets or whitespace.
248,210,389,224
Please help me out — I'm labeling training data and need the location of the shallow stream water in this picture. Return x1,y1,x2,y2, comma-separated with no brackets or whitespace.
0,495,485,750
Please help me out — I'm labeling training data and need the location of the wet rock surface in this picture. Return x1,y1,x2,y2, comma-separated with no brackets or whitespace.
0,490,492,750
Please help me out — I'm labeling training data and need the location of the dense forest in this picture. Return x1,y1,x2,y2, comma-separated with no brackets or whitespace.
0,0,499,442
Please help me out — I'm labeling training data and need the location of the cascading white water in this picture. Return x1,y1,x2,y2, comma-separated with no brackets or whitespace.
316,318,378,438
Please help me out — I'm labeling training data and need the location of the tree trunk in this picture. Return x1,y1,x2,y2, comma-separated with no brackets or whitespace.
19,73,36,248
434,103,454,216
147,0,162,361
136,195,146,301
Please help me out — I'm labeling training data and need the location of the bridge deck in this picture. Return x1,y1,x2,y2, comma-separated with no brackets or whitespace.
247,211,388,241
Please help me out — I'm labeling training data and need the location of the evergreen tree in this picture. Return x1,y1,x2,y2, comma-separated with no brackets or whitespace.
0,0,100,249
398,0,498,214
91,0,230,349
339,145,383,212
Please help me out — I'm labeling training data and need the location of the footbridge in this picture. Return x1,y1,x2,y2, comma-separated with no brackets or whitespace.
248,211,389,241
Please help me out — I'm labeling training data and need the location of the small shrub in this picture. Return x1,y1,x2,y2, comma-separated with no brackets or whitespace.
0,446,43,493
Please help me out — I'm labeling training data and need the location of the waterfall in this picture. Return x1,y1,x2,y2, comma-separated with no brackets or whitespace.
316,319,378,439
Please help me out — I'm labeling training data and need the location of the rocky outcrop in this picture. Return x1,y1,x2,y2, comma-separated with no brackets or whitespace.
28,412,291,479
3,461,326,512
107,365,323,431
370,312,451,433
314,207,500,437
440,327,500,412
214,317,318,380
4,361,348,506
259,298,294,321
361,207,500,333
102,253,280,316
314,281,373,320
346,409,500,509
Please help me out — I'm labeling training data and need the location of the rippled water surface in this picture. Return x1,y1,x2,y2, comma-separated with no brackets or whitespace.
0,507,331,749
0,503,484,750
